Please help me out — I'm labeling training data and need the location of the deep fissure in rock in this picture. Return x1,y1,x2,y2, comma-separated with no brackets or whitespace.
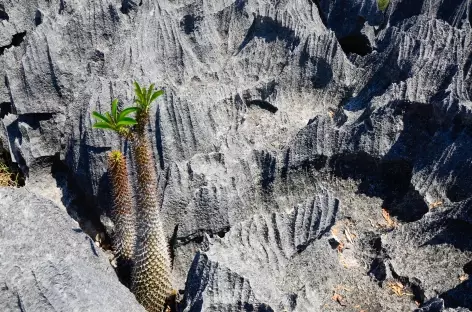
0,102,12,119
0,144,25,187
51,155,108,237
247,100,278,113
0,31,27,55
0,4,9,21
59,0,66,14
180,15,203,34
338,33,373,56
34,10,43,26
120,0,138,14
390,264,426,305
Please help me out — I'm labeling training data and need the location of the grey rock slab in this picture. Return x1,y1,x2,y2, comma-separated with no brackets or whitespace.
0,0,472,311
0,187,145,312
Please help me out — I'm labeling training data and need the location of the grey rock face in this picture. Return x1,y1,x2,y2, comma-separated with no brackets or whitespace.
0,188,145,312
1,0,472,311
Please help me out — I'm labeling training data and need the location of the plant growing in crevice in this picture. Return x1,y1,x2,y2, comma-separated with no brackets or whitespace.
0,161,19,187
92,83,172,312
129,82,172,312
0,143,24,187
377,0,390,11
92,99,138,137
107,150,136,275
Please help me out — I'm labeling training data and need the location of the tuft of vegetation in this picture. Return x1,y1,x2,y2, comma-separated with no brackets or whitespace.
92,82,172,312
133,82,164,135
92,99,138,137
0,161,19,187
0,145,24,188
377,0,390,11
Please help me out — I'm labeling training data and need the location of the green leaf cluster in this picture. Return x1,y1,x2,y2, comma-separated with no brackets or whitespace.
133,82,164,115
91,82,164,135
377,0,389,11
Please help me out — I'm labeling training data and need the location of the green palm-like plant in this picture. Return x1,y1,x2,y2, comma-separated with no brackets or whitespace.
377,0,389,11
130,82,171,312
92,99,138,137
133,82,164,134
92,99,138,284
92,84,172,312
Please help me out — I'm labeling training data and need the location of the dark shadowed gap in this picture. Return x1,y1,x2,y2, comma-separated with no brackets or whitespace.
0,4,9,21
235,0,245,11
463,260,472,275
237,15,300,53
389,0,424,26
59,0,66,14
0,31,27,56
422,218,472,252
309,0,327,27
390,264,426,305
34,10,43,26
441,280,472,309
11,31,26,47
437,0,468,27
120,0,137,14
247,100,278,113
180,15,203,34
0,102,12,118
338,33,373,56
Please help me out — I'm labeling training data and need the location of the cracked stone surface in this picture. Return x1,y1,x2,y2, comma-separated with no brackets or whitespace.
0,0,472,311
0,187,145,312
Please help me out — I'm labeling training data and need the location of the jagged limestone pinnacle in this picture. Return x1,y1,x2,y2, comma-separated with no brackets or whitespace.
107,150,136,266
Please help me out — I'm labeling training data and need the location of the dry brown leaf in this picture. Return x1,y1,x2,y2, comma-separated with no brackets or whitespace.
429,201,443,209
337,242,345,253
382,209,396,229
332,293,346,306
387,281,404,296
328,109,335,119
344,227,354,243
0,162,19,187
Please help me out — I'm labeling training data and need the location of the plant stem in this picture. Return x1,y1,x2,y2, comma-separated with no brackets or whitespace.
108,151,136,268
130,126,172,312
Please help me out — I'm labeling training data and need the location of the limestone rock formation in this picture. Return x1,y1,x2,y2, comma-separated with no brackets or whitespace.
0,187,145,312
0,0,471,311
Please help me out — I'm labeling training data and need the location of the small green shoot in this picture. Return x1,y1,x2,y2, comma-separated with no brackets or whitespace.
92,99,138,135
133,82,164,115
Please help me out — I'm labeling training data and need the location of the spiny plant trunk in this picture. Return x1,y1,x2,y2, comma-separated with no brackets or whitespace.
130,122,172,312
108,151,136,274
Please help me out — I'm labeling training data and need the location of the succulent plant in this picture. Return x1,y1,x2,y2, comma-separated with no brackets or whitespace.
107,150,136,267
91,83,171,312
130,82,171,312
92,99,138,137
133,82,164,135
